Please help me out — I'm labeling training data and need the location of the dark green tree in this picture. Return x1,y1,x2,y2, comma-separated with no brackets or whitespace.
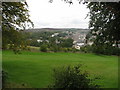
86,2,120,55
87,2,120,47
61,38,73,48
2,2,33,52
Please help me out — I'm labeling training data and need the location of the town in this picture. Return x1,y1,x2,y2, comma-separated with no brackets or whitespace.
25,28,91,50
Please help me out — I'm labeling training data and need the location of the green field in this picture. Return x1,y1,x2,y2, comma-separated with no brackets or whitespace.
2,50,118,88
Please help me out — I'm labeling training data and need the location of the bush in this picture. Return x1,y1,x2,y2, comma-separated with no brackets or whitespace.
40,44,47,52
92,44,120,55
62,48,68,52
80,44,120,56
72,48,79,52
49,64,100,89
52,46,60,52
2,70,8,88
80,45,93,53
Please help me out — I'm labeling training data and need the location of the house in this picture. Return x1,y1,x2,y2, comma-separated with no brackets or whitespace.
73,41,85,50
51,33,59,37
37,39,43,43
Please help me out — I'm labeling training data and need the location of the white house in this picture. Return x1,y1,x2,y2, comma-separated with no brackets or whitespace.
73,42,85,50
37,39,43,43
51,33,59,37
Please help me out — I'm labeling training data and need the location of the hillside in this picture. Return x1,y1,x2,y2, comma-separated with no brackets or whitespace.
24,28,89,32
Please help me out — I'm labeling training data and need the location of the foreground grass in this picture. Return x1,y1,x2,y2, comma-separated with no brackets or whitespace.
2,50,118,88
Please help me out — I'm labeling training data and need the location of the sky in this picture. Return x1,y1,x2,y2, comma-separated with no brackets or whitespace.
27,0,90,29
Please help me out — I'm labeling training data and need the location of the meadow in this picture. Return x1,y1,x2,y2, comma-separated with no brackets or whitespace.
2,50,118,88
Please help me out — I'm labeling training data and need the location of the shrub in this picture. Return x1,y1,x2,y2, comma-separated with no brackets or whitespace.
80,45,93,53
63,48,68,52
52,46,60,52
80,44,120,56
40,44,47,52
49,64,100,89
72,48,79,52
92,44,120,55
2,70,8,88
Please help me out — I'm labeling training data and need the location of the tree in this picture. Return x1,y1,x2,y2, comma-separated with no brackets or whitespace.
86,2,120,55
87,2,120,47
61,38,73,48
2,2,33,52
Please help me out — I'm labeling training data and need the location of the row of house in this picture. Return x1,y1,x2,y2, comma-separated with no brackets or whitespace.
36,31,92,50
72,32,93,50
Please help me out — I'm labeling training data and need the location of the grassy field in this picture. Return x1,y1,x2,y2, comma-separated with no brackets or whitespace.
2,50,118,88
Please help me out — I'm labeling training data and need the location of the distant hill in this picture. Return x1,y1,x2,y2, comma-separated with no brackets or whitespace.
24,28,89,32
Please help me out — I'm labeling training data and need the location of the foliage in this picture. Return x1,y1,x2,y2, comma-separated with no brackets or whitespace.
61,38,73,48
49,64,100,88
80,44,120,55
29,39,40,47
80,45,92,53
2,70,8,88
91,43,120,55
50,45,60,52
40,44,47,52
2,2,33,52
87,2,120,48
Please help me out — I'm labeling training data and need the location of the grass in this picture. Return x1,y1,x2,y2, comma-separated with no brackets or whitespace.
2,50,118,88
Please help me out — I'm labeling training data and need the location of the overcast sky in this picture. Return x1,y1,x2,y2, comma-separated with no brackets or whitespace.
27,0,90,29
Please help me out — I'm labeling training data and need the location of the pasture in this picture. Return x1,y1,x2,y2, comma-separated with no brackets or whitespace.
2,50,118,88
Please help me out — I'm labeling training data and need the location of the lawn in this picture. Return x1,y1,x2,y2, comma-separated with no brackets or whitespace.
2,50,118,88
